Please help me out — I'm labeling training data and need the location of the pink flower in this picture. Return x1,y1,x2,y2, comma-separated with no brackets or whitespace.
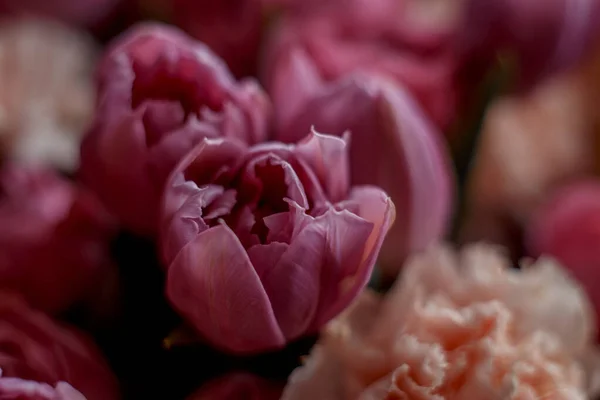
282,244,600,399
0,293,119,400
0,164,117,315
462,0,600,89
275,72,453,276
261,0,461,130
526,180,600,333
160,131,395,354
0,0,120,27
141,0,263,77
0,18,97,172
187,373,282,400
80,23,271,236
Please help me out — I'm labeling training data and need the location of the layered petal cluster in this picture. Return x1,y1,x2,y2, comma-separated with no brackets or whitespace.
526,180,600,332
275,72,453,275
262,0,460,130
0,293,119,399
80,23,271,235
160,130,395,354
0,18,97,172
187,373,282,400
282,244,599,399
0,164,117,315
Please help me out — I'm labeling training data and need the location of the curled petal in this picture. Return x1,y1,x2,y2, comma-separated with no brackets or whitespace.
166,224,285,354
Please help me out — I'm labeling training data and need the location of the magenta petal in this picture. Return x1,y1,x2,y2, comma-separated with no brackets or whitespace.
294,129,351,203
166,224,285,354
320,186,395,323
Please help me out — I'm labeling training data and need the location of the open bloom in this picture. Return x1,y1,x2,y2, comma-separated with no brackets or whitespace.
80,23,270,235
282,244,599,399
275,72,452,276
0,18,97,172
160,130,395,354
187,373,282,400
0,164,117,315
262,0,461,130
0,293,119,400
526,180,600,333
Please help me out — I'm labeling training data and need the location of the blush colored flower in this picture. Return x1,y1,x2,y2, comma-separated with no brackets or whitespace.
282,244,600,399
160,130,395,354
262,0,461,130
187,373,282,400
0,293,119,400
0,18,97,172
526,180,600,334
80,23,271,236
0,164,117,315
460,71,595,251
275,72,453,276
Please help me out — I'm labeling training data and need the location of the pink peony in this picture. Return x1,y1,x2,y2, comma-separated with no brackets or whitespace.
0,293,119,399
0,164,117,315
80,23,271,236
0,18,97,172
262,0,461,130
274,72,453,276
187,373,282,400
282,244,600,399
526,180,600,333
160,130,395,354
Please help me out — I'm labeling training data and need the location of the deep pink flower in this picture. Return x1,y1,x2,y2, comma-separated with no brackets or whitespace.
462,0,600,88
526,180,600,328
80,23,271,235
262,0,461,130
141,0,263,77
187,373,282,400
0,0,120,27
275,72,453,275
0,293,119,400
0,164,117,315
160,131,395,354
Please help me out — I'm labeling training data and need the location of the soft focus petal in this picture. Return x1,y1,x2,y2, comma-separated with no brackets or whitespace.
0,0,120,27
166,224,285,354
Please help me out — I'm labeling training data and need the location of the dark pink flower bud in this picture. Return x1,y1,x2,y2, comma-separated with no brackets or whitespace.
0,0,120,27
274,72,453,276
80,23,271,235
462,0,600,88
0,293,119,399
187,373,282,400
160,131,395,354
526,180,600,326
262,0,460,130
0,164,117,315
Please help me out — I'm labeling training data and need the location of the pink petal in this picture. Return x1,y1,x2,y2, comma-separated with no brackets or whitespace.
166,224,285,354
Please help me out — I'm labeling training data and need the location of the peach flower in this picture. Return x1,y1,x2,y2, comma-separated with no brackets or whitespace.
282,244,600,399
0,18,97,172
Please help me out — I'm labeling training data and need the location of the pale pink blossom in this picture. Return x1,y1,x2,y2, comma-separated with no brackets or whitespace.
282,244,600,399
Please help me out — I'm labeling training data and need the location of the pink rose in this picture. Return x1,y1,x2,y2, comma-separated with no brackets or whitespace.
160,131,395,354
0,293,119,399
187,373,282,400
274,72,453,276
262,0,461,130
0,0,120,27
282,244,599,399
0,164,117,315
80,23,271,236
526,180,600,331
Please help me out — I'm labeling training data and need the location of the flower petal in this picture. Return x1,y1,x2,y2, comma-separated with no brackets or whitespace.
166,224,285,354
